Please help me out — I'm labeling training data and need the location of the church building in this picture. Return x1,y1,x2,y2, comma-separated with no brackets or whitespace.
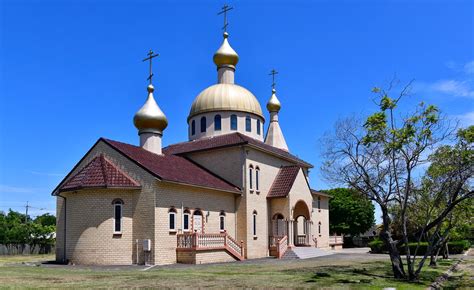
52,13,331,265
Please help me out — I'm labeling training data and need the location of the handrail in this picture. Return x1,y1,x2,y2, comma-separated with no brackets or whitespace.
177,232,244,260
329,235,344,245
276,235,288,259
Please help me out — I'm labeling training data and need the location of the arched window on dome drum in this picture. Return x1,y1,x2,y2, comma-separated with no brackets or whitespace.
200,117,206,133
230,114,237,130
214,115,222,131
245,116,251,132
191,120,196,135
255,167,260,191
249,165,254,190
257,119,261,135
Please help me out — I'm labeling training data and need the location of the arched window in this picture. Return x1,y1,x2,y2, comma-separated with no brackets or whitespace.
245,116,251,132
318,222,322,235
112,199,124,234
318,196,321,211
257,119,261,135
193,209,203,233
183,209,190,232
253,210,258,237
169,208,177,231
230,114,237,130
249,165,254,190
219,211,226,232
200,117,206,133
214,115,222,131
191,120,196,135
255,167,260,192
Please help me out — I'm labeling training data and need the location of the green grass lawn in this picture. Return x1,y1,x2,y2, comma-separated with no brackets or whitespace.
0,254,465,289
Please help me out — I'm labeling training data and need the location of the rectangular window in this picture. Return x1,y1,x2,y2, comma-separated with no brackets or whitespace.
231,115,237,130
253,214,257,236
257,120,261,135
220,216,225,231
183,214,189,231
318,197,321,211
169,212,176,231
256,169,259,191
249,167,253,190
114,204,122,233
245,117,251,132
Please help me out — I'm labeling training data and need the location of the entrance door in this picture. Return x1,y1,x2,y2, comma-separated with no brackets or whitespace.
193,214,203,233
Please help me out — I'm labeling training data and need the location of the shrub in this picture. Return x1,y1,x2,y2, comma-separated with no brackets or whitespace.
448,240,471,254
368,239,385,253
399,240,471,255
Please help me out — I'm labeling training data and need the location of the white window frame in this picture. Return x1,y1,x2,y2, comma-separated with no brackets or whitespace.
252,210,257,237
183,211,190,232
113,201,123,234
255,167,260,193
169,209,177,232
249,165,254,191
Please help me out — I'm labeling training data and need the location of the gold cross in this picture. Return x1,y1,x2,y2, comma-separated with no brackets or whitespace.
269,69,279,90
142,49,159,84
217,4,233,32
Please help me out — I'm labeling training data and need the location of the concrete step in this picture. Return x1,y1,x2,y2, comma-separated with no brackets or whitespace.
282,247,333,260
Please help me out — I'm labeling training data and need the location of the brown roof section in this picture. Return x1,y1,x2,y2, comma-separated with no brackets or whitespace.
59,154,141,192
267,166,301,198
102,139,241,193
163,133,313,168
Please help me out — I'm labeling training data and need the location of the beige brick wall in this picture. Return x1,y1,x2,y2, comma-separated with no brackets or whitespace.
244,148,294,258
154,182,237,265
312,194,330,248
55,141,156,265
186,146,244,188
177,250,236,264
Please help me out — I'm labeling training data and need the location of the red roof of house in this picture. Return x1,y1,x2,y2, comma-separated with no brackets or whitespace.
163,133,313,168
310,189,333,198
267,166,301,198
102,139,241,193
59,154,141,192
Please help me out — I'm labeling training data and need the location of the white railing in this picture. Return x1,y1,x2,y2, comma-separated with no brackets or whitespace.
276,235,288,258
329,235,344,245
177,232,244,260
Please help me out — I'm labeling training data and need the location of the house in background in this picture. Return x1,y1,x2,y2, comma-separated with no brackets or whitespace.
52,20,330,265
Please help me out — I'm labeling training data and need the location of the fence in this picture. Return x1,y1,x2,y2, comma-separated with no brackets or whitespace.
0,244,55,255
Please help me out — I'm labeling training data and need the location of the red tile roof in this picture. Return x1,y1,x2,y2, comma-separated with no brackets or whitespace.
59,154,141,192
267,166,301,198
102,139,241,193
163,133,313,168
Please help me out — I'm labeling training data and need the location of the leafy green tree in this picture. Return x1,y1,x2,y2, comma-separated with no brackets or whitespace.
325,188,375,236
321,81,472,281
34,213,56,227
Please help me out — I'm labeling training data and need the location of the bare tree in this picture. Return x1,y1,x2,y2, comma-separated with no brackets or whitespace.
321,82,473,281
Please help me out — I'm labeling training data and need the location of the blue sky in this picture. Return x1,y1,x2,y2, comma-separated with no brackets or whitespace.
1,0,473,221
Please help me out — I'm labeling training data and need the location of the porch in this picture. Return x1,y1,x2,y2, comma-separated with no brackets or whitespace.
176,232,245,263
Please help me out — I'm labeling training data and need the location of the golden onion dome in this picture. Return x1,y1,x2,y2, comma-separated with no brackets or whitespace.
267,88,281,112
188,83,263,120
134,84,168,132
213,32,239,67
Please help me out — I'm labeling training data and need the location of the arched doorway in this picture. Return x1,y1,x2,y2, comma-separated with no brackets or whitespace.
293,200,311,246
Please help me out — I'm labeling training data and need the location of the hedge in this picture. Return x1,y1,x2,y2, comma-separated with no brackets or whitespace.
369,239,471,255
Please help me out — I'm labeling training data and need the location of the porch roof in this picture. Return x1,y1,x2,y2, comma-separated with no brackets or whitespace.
267,165,301,198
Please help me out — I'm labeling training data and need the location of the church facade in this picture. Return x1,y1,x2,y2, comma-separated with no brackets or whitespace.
52,27,331,265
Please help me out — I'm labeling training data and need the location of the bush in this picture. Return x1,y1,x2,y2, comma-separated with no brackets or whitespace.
448,240,471,254
368,239,386,253
399,240,471,255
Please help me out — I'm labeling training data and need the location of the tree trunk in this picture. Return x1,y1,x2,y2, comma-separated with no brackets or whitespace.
429,246,441,267
380,206,406,279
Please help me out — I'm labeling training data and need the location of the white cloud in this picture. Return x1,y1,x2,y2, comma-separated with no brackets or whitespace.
464,61,474,74
28,170,64,177
0,185,36,194
454,111,474,127
430,80,474,98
